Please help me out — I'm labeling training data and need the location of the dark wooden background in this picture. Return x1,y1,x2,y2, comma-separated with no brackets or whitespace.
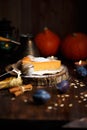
0,0,87,38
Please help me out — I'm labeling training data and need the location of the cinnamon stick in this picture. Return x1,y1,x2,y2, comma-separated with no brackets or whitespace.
14,90,22,96
21,84,33,92
9,86,20,93
9,84,33,96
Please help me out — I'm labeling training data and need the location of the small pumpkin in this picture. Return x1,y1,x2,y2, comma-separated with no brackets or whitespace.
34,27,60,57
60,32,87,61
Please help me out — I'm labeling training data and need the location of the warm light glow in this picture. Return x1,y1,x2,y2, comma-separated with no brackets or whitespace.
51,56,54,59
79,60,82,65
75,60,87,66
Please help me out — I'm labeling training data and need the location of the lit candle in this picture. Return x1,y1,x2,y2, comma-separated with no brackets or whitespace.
75,60,87,67
75,60,87,77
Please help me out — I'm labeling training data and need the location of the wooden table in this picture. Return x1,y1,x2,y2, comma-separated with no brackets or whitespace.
0,57,87,128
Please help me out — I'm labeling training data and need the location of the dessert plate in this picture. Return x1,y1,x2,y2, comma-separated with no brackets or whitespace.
22,65,69,86
5,60,69,86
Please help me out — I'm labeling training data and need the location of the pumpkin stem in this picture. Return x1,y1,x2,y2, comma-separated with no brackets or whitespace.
72,33,77,37
44,27,48,31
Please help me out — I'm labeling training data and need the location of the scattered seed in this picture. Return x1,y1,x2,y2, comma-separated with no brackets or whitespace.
57,95,61,98
54,103,58,107
24,99,28,103
84,94,87,97
80,96,84,99
74,85,78,88
76,82,80,85
70,83,75,86
80,84,85,87
48,106,53,110
60,104,64,107
62,98,65,101
68,103,73,107
75,95,78,98
65,94,70,98
61,95,65,98
78,100,82,103
75,79,79,82
11,97,15,100
80,92,84,95
83,98,87,101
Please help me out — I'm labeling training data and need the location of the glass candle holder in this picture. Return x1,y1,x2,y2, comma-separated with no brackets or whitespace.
75,60,87,67
75,60,87,77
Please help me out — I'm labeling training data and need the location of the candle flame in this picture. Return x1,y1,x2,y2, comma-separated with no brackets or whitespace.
79,60,82,65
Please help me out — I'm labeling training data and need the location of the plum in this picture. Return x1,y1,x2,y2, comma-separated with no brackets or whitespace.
33,89,51,104
56,80,69,93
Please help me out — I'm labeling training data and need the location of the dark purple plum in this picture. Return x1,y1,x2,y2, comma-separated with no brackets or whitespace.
56,80,69,93
32,89,51,104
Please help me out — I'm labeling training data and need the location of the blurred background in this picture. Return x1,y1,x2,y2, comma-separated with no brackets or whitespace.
0,0,87,37
0,0,87,62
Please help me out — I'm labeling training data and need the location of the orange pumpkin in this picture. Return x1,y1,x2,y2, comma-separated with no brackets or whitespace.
60,32,87,61
34,27,61,57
